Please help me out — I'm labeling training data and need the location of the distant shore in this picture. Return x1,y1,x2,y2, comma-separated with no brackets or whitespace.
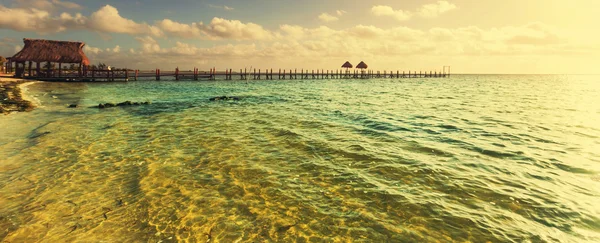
0,75,36,114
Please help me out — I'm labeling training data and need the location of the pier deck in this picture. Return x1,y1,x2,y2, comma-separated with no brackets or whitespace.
8,67,450,82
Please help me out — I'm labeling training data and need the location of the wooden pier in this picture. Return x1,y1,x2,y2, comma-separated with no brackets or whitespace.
6,66,450,82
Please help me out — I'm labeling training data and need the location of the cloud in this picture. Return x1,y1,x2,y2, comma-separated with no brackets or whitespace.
75,21,597,74
13,0,82,11
371,1,456,21
135,36,162,54
318,13,338,22
208,4,234,11
156,19,204,38
0,5,87,33
51,0,82,9
88,5,162,36
319,10,346,22
0,4,272,40
0,37,17,43
417,1,457,18
371,5,412,21
158,17,272,40
202,17,272,40
0,4,162,36
83,45,101,54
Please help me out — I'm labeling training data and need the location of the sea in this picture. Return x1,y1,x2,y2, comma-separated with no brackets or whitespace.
0,75,599,242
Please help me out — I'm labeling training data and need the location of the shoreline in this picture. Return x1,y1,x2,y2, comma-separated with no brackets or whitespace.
0,76,38,115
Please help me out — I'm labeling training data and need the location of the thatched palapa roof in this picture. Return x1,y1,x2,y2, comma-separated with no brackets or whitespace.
11,38,90,65
356,61,368,69
341,61,353,68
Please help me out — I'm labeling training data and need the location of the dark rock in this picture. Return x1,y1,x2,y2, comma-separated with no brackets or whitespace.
209,96,240,101
116,101,132,107
68,104,78,108
97,101,149,109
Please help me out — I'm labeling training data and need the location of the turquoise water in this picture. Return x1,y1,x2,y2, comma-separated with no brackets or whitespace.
1,75,599,242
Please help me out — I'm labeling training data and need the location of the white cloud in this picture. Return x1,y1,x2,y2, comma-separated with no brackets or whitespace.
371,1,456,21
156,19,203,38
417,1,457,18
13,0,81,11
83,45,101,54
135,36,162,54
208,4,234,11
319,10,346,22
157,17,272,40
0,5,89,34
203,17,272,40
74,21,597,75
0,4,273,40
318,13,338,22
371,5,412,21
88,5,162,36
51,0,82,9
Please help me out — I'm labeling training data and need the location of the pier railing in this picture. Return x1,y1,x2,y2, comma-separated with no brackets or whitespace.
16,67,450,81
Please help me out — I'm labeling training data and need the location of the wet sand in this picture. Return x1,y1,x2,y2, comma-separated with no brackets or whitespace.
0,75,36,114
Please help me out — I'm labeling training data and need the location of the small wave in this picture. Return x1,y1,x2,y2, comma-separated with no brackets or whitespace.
402,141,454,157
470,146,533,161
437,124,461,131
552,162,595,174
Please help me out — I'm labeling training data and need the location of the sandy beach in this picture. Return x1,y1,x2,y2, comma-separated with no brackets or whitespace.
0,74,37,114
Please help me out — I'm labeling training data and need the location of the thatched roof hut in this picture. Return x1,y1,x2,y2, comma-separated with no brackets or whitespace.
356,61,368,69
341,61,353,69
11,38,90,65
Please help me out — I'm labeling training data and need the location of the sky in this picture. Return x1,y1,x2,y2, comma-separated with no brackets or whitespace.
0,0,599,74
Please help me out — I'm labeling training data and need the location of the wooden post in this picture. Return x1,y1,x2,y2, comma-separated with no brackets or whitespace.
46,62,51,78
126,69,129,81
78,63,82,78
27,61,32,77
135,70,139,81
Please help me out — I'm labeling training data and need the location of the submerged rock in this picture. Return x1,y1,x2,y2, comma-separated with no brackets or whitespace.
68,104,78,108
117,101,132,106
97,101,150,109
209,96,240,101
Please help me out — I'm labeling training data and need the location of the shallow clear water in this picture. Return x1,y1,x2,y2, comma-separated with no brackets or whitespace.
1,75,599,242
